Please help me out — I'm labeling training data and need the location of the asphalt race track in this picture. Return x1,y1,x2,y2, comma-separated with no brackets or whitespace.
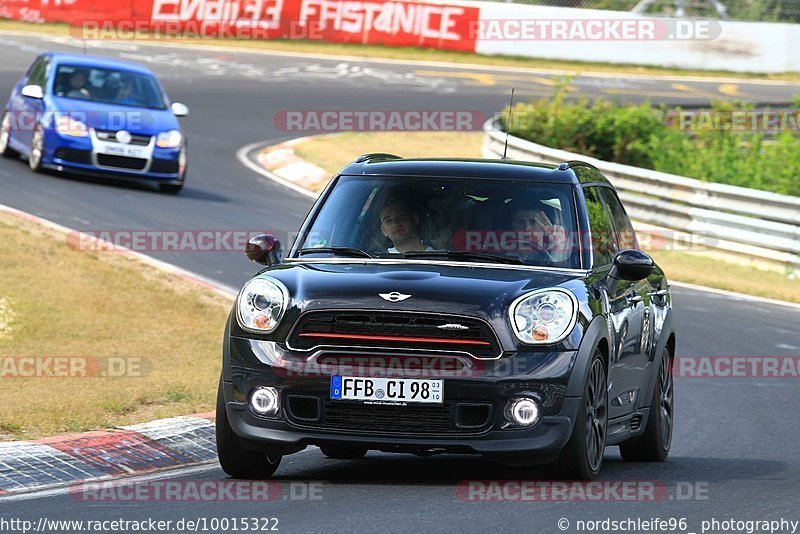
1,32,800,533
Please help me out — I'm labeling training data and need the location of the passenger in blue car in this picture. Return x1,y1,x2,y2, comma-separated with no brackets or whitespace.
115,76,139,106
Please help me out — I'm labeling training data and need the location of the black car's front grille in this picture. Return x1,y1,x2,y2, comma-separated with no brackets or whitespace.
95,130,152,146
97,154,148,170
324,401,454,433
288,311,501,359
286,399,492,434
149,158,180,174
54,148,92,165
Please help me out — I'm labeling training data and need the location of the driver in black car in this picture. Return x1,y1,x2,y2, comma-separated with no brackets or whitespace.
379,198,433,253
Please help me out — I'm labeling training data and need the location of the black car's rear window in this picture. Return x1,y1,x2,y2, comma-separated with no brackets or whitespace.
296,175,581,269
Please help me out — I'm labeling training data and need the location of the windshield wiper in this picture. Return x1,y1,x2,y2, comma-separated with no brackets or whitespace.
298,246,375,259
401,250,526,265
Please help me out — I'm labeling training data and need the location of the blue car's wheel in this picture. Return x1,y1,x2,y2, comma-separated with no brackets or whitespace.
0,111,19,158
28,124,44,172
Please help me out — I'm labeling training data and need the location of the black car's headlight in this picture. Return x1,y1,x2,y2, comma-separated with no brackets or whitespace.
510,288,578,344
236,277,288,333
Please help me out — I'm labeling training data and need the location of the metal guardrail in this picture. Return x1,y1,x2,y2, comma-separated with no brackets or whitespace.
482,117,800,275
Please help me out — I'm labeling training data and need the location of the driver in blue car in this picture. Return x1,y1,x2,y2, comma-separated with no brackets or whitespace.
66,71,90,99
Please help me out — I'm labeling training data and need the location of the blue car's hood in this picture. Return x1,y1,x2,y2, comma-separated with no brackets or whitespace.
49,97,178,135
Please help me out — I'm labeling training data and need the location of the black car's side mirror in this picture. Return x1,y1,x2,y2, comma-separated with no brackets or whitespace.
610,249,655,281
246,234,282,266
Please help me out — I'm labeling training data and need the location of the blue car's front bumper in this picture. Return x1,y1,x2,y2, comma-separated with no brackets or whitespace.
42,129,184,182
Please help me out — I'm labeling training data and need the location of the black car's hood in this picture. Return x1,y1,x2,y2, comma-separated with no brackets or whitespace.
257,261,589,349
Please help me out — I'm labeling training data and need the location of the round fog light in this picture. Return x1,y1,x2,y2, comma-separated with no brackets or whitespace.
249,387,279,416
505,397,541,427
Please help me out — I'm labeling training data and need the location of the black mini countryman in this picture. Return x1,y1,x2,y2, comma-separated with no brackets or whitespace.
217,155,676,480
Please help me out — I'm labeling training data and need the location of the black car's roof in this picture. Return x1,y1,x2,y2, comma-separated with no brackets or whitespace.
338,156,609,185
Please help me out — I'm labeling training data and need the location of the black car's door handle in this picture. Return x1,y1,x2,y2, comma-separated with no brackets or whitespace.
647,289,669,297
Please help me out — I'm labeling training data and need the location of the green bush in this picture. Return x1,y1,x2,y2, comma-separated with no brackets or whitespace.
501,85,800,197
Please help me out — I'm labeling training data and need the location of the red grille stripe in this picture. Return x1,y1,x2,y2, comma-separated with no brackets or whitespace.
297,332,491,346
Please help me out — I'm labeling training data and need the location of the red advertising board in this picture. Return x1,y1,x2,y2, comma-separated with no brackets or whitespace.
1,0,479,52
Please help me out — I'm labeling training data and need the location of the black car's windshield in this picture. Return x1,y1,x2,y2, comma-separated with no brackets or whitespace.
53,64,167,109
297,175,581,269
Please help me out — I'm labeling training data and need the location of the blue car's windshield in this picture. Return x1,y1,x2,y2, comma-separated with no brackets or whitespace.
297,175,581,269
53,64,167,110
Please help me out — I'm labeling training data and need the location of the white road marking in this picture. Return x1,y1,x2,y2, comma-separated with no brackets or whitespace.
671,281,800,311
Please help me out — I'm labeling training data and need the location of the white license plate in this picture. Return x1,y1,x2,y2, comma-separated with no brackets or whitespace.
330,375,443,404
95,141,149,159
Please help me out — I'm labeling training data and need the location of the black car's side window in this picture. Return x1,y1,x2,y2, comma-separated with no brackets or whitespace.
599,188,638,251
26,56,50,88
582,186,617,267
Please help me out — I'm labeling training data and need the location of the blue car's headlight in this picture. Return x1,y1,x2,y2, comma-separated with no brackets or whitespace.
156,130,182,148
510,288,578,344
55,117,89,137
236,277,288,333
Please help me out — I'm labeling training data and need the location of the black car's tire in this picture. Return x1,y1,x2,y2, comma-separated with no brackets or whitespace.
158,182,184,194
216,379,282,479
28,124,44,172
620,347,673,462
548,350,608,480
319,445,368,460
0,111,19,158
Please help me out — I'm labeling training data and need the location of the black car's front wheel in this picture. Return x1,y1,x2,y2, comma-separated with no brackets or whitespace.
216,379,282,479
620,347,673,461
549,349,608,480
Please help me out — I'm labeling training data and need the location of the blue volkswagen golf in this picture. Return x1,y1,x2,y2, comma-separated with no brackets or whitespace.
0,53,188,193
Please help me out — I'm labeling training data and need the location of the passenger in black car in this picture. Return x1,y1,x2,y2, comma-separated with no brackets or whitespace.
510,205,570,264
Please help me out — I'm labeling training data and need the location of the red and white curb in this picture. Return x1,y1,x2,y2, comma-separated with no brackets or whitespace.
255,137,330,194
0,414,216,495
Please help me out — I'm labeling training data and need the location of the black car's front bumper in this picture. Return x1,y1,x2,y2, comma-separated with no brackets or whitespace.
223,337,583,459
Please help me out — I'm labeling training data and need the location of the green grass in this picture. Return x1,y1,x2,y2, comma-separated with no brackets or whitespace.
0,211,231,440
